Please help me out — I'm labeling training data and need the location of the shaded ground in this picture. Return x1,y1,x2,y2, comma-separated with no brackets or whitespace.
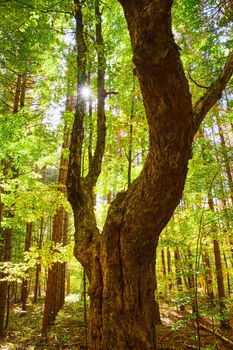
1,297,233,349
157,304,233,349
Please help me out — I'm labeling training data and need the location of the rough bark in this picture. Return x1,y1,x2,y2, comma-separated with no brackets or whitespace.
67,1,233,349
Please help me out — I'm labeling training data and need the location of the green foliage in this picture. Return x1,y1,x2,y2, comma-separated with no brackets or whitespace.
0,262,28,282
25,241,73,269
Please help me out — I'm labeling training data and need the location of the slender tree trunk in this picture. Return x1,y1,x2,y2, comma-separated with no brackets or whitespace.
174,247,183,291
61,212,69,303
0,199,5,334
215,115,233,206
66,269,71,295
167,247,172,290
88,71,93,168
213,239,230,328
20,73,27,108
174,247,185,311
161,248,166,276
223,252,231,296
83,269,88,348
202,248,215,302
5,285,10,330
34,217,44,304
0,226,12,334
63,210,70,298
21,222,33,311
127,78,135,188
0,215,7,335
217,172,233,262
13,74,22,113
208,196,230,329
186,248,194,291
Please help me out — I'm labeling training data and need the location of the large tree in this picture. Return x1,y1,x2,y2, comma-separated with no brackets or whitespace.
67,0,233,349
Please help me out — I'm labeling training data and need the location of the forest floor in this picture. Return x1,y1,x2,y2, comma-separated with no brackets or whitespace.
1,295,233,350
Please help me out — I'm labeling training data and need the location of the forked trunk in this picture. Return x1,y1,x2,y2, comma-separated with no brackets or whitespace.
67,1,233,349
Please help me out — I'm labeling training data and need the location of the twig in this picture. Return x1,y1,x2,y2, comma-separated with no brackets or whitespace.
0,98,13,110
187,69,209,89
12,0,73,15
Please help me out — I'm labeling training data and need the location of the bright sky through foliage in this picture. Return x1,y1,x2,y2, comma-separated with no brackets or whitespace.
80,86,91,98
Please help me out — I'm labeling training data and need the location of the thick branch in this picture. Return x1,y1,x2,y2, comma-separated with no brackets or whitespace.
67,1,101,276
67,0,87,204
103,0,193,274
87,0,106,186
193,52,233,135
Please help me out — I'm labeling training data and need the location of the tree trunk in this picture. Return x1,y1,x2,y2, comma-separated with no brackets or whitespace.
223,252,231,296
174,247,183,291
67,1,233,348
213,239,230,328
161,249,166,276
34,217,44,304
202,248,215,302
0,227,12,334
13,74,22,113
66,269,71,295
20,73,27,108
208,196,230,328
21,222,33,311
60,212,69,304
0,200,5,334
213,149,233,263
127,78,135,188
215,115,233,206
0,215,7,335
167,247,172,290
186,248,194,291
